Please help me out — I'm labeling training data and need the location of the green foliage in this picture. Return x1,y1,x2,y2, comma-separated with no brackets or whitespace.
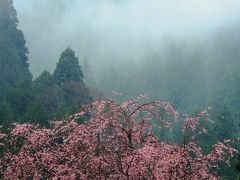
35,70,55,91
23,101,49,127
213,106,236,141
33,49,92,122
0,0,33,126
0,2,92,126
53,48,84,85
0,99,13,128
236,153,240,180
194,106,238,179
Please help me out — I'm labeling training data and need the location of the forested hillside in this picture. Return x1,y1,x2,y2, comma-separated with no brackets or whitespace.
0,0,92,128
0,0,239,179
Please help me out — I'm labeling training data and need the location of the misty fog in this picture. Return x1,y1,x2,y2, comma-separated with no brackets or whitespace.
0,0,239,178
14,0,240,74
11,1,240,112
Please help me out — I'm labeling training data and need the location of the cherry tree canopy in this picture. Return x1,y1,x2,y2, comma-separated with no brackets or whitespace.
0,96,237,179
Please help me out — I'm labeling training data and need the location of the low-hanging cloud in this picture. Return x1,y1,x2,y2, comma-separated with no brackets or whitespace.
13,0,240,77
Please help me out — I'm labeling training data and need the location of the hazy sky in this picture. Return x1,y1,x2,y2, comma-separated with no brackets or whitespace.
13,0,240,77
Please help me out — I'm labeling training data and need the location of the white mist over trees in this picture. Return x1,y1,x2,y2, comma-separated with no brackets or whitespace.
0,0,238,178
13,0,240,77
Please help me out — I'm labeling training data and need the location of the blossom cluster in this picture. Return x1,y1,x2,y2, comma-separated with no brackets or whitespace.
0,97,237,179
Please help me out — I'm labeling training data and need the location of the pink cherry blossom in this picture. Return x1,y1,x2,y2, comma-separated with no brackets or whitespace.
0,97,237,179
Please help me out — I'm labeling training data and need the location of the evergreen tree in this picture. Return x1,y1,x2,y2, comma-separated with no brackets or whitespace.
33,49,92,123
53,48,84,85
0,0,33,123
35,71,55,91
0,0,31,86
52,49,91,120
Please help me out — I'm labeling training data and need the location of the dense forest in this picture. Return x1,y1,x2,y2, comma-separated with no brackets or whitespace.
0,0,240,179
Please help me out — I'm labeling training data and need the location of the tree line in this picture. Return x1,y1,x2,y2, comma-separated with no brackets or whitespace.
0,0,92,129
0,0,239,179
